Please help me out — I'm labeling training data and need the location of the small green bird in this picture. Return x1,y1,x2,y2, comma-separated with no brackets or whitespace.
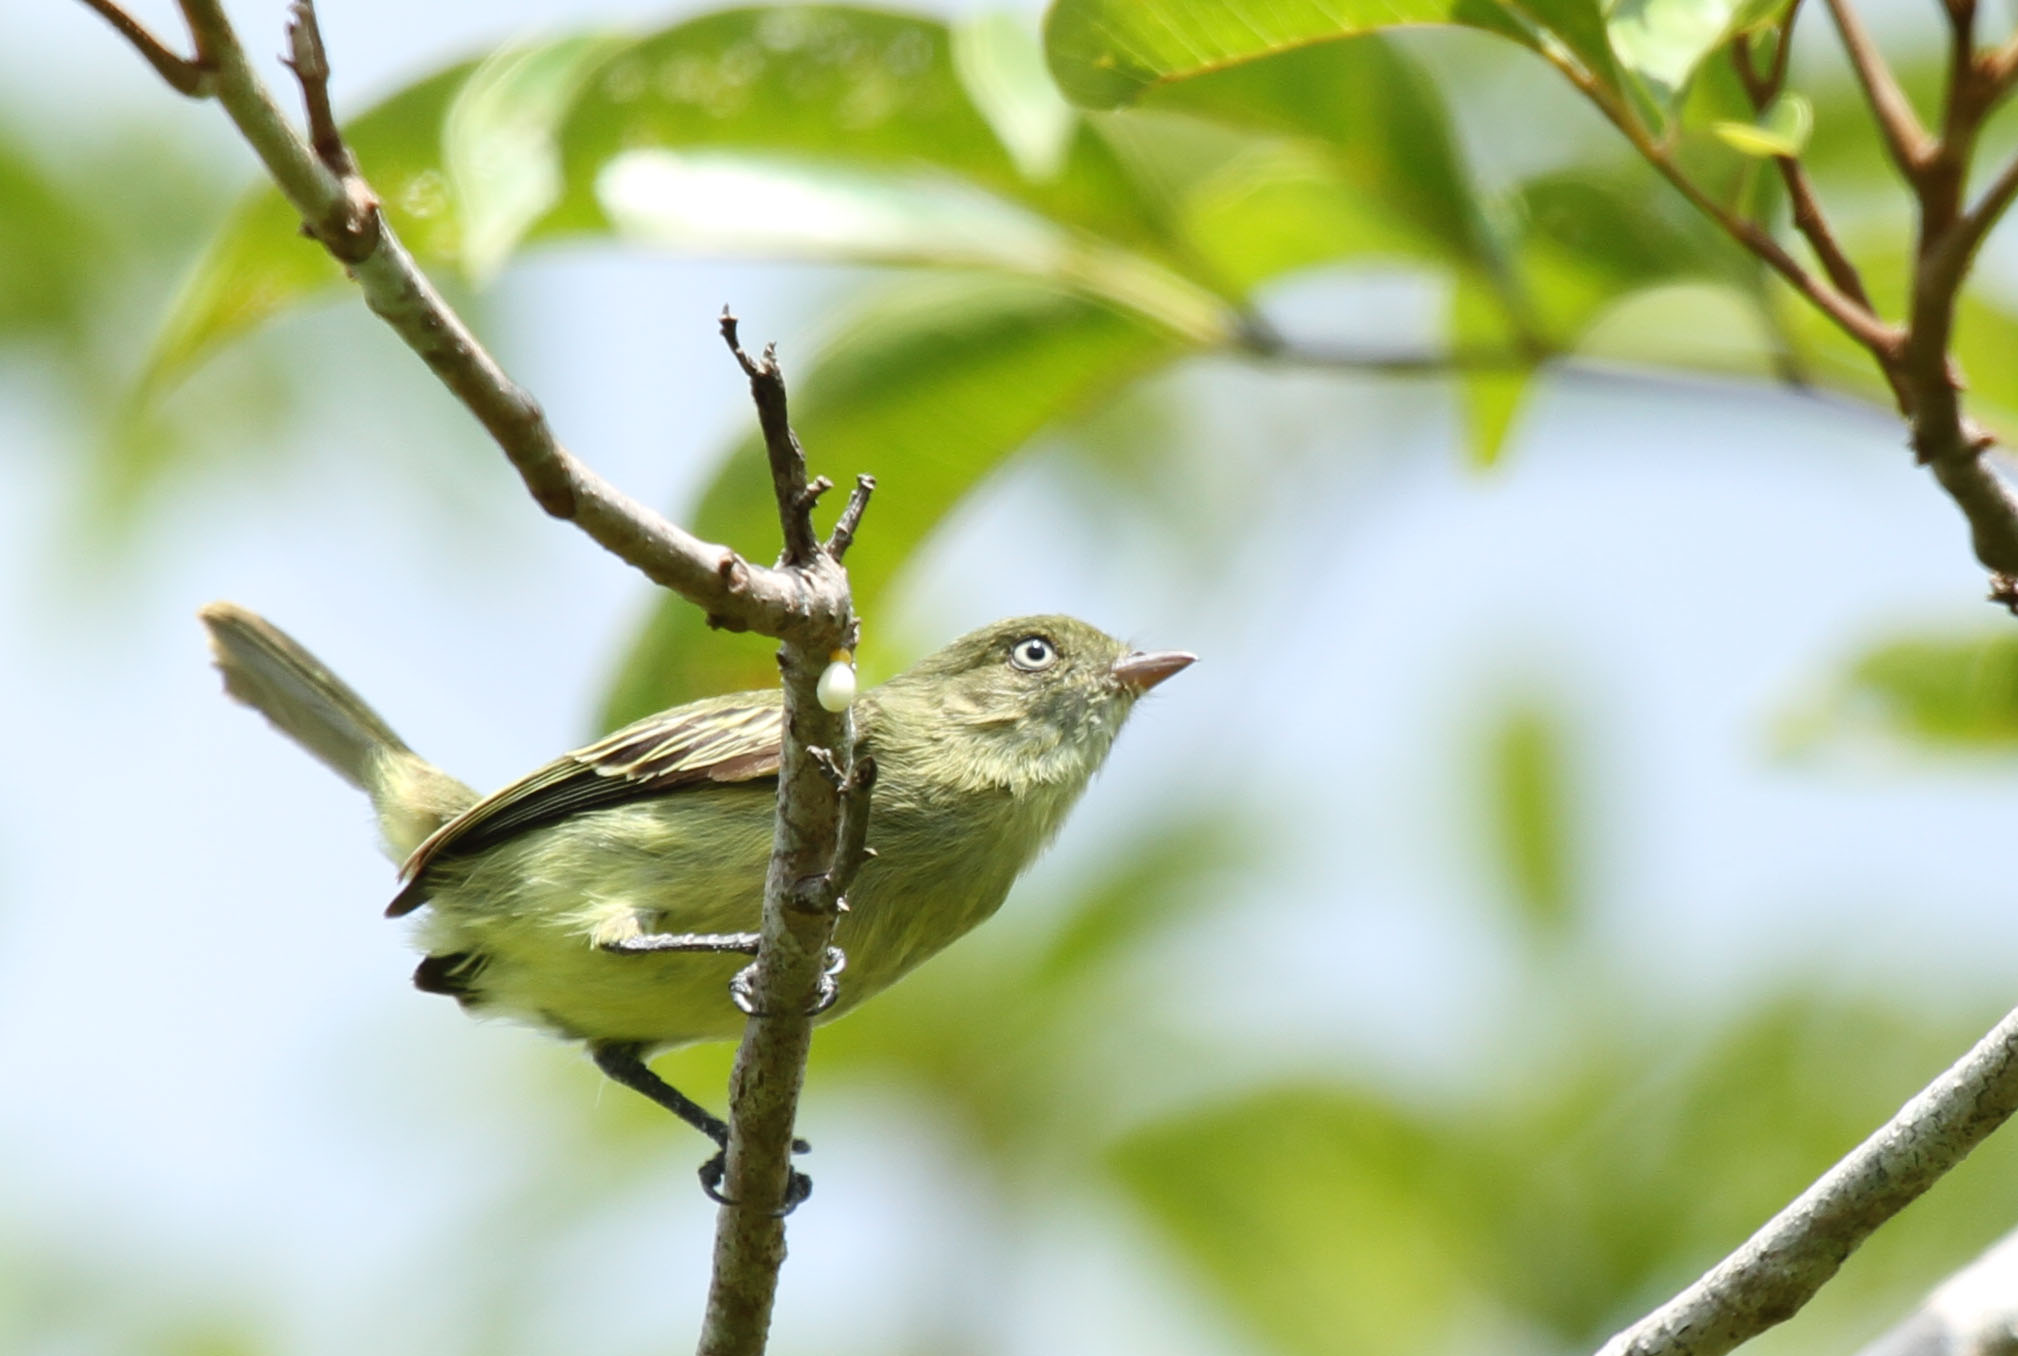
200,603,1191,1197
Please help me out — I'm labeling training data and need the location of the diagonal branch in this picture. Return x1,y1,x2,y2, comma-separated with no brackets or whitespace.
1596,1002,2018,1356
77,0,206,93
1543,53,1902,363
1822,0,1936,178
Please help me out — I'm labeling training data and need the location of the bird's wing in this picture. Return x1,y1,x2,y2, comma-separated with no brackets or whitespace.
386,692,782,916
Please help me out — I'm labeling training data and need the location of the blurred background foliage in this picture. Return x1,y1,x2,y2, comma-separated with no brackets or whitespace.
13,0,2018,1353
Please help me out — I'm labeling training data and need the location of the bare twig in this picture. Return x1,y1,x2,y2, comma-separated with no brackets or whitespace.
1595,1002,2018,1356
825,476,876,562
1822,0,1936,177
280,1,353,177
76,0,206,94
1731,35,1881,319
1545,52,1902,362
721,312,823,570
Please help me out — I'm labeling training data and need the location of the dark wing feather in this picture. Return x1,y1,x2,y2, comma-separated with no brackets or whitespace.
386,692,782,916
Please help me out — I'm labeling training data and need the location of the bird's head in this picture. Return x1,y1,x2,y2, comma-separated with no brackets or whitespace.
867,616,1193,795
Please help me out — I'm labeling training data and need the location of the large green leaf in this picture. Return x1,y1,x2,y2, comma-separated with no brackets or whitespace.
1042,0,1620,112
596,274,1195,726
1120,37,1501,271
145,8,1236,393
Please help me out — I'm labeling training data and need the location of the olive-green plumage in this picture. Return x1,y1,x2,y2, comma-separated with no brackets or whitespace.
199,604,1190,1056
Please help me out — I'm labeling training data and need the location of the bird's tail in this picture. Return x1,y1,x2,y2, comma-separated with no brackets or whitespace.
199,602,478,860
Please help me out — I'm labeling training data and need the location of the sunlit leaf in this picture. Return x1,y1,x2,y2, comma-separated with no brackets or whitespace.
597,274,1192,725
1606,0,1749,104
1041,0,1619,114
548,7,1198,290
148,9,1221,393
445,34,630,281
1710,91,1813,158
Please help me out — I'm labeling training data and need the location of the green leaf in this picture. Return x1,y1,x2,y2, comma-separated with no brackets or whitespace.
0,132,99,339
1709,91,1812,158
145,62,477,392
148,9,1224,392
444,34,631,282
1796,633,2018,751
1043,0,1572,112
1121,36,1504,274
596,274,1191,725
1605,0,1749,103
548,7,1198,292
1486,703,1576,933
1114,1088,1490,1355
1451,276,1534,468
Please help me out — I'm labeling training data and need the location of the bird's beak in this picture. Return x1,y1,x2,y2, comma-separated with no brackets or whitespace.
1111,649,1196,694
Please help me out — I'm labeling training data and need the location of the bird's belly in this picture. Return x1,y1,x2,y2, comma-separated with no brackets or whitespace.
405,789,1026,1048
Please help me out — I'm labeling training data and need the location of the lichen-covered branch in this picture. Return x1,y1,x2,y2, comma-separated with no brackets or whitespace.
1595,1003,2018,1356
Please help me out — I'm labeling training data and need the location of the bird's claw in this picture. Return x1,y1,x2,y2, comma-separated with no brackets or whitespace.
697,1149,813,1216
728,947,847,1017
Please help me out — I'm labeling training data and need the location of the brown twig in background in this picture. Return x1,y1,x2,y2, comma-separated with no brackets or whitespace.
1822,0,1935,176
80,3,873,1353
75,0,205,93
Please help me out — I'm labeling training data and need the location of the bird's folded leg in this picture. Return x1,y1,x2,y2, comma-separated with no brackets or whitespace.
729,945,847,1017
598,929,846,1016
590,1040,811,1214
598,929,761,956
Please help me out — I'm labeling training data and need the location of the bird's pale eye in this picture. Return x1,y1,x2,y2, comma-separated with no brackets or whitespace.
1009,635,1059,672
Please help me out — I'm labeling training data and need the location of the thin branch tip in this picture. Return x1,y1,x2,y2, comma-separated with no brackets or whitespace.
78,0,207,95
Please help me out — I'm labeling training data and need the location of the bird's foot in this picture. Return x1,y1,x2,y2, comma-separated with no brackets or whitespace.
697,1142,813,1216
729,947,847,1018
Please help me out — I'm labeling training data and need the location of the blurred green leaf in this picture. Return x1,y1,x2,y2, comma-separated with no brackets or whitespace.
146,61,476,391
0,132,98,340
1488,703,1575,932
1041,0,1604,113
1606,0,1749,106
1115,1088,1486,1356
1799,632,2018,750
1710,92,1813,158
445,34,631,281
1121,37,1502,272
814,804,1245,1165
1451,276,1534,467
148,8,1235,396
547,6,1211,304
1113,995,2011,1352
598,274,1192,725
